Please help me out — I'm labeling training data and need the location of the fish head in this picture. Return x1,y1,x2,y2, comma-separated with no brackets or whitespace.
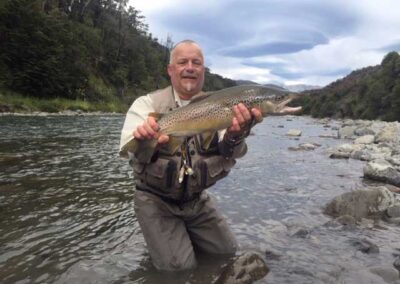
259,93,302,116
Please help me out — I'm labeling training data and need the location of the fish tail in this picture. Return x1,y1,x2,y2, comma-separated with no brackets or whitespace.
119,138,158,163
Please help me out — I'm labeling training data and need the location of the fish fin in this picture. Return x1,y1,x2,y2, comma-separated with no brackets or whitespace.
148,112,164,120
119,138,158,163
189,92,213,104
119,139,138,158
164,137,185,154
201,131,215,150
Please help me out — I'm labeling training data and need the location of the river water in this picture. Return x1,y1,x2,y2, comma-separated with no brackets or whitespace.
0,114,399,284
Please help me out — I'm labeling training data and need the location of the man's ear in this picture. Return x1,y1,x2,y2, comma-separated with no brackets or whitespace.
167,65,173,77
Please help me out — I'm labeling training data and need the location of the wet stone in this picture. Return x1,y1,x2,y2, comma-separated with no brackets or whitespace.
394,257,400,272
213,252,269,284
351,238,379,254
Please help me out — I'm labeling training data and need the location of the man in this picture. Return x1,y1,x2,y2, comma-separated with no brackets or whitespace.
120,40,262,271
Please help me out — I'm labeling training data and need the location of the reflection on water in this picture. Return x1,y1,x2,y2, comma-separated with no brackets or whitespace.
0,115,399,283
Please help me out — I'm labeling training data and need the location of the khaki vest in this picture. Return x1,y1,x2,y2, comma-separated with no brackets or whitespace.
131,86,236,202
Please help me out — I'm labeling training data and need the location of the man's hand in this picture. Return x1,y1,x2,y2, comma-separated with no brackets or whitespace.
133,116,169,144
228,103,263,136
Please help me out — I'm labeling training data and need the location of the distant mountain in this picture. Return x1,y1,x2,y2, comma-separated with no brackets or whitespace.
285,84,321,93
235,80,320,93
297,51,400,121
263,84,289,92
235,80,260,86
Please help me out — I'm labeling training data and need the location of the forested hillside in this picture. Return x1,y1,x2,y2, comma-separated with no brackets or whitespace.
0,0,235,112
298,51,400,121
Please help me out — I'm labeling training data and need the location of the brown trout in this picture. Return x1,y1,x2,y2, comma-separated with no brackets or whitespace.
120,85,301,161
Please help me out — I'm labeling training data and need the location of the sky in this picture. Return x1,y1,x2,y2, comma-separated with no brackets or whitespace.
128,0,400,87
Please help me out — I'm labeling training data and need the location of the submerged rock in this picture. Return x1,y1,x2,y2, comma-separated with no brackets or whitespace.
324,186,400,221
351,238,380,254
213,252,269,284
286,129,302,136
369,266,400,283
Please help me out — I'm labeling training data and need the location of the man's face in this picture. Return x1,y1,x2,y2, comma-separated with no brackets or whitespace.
168,43,205,99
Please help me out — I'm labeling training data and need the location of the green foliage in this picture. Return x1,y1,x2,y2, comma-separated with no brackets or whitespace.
0,0,235,112
300,51,400,121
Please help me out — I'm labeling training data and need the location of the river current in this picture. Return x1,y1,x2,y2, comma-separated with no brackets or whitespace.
1,115,399,283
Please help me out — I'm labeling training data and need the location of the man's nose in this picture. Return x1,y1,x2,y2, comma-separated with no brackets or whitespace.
185,61,195,71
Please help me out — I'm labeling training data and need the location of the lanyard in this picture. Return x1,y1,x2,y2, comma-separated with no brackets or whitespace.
178,139,194,183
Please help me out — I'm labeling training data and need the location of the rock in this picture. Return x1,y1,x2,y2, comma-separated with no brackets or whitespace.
354,135,375,144
299,143,320,150
375,124,400,144
324,186,400,220
213,252,269,284
350,150,372,161
386,184,400,194
338,126,357,139
319,133,338,138
264,248,282,261
369,266,400,283
355,127,376,136
329,151,351,159
387,205,400,218
364,159,400,186
0,103,13,112
394,257,400,273
351,238,380,254
292,228,311,238
287,129,302,136
336,215,357,227
338,269,389,284
338,143,360,153
289,143,320,151
388,155,400,167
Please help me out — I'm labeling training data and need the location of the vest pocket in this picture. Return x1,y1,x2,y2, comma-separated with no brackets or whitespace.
193,156,236,188
133,158,178,191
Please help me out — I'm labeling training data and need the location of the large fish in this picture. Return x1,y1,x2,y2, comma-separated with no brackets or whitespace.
120,85,301,161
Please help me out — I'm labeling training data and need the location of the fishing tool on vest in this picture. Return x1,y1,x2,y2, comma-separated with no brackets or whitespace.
178,140,194,183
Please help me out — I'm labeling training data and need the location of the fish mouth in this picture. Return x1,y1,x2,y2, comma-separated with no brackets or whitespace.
276,95,302,115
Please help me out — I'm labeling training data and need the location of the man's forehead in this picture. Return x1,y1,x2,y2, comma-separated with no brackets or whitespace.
173,44,203,60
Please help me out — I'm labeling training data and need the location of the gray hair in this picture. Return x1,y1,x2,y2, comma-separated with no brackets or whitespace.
169,40,203,64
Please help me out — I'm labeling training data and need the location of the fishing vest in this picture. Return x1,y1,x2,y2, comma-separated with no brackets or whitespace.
130,86,237,202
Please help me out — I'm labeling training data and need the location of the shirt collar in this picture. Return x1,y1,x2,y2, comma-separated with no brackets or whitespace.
172,87,192,107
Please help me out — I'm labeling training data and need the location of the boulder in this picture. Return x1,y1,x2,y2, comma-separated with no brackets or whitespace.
213,252,269,284
364,159,400,186
375,124,400,144
338,126,357,139
354,135,375,144
324,186,400,220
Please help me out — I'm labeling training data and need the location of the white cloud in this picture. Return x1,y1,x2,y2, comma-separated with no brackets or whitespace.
128,0,400,86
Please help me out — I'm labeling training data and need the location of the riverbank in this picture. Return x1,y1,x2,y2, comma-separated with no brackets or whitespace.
0,91,128,114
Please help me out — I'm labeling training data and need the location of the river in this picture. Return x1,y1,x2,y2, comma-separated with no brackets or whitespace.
1,114,399,283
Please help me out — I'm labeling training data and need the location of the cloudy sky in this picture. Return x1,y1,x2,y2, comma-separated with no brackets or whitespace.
128,0,400,87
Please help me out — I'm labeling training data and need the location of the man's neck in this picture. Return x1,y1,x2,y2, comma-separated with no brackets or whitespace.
173,88,197,106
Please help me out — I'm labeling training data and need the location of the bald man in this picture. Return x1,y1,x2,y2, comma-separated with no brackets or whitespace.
120,40,262,271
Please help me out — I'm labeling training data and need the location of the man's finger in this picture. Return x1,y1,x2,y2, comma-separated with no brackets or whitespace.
237,103,251,122
143,122,156,137
137,125,151,139
133,130,143,139
158,134,169,144
147,117,159,131
229,117,241,132
233,105,245,126
251,108,263,123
